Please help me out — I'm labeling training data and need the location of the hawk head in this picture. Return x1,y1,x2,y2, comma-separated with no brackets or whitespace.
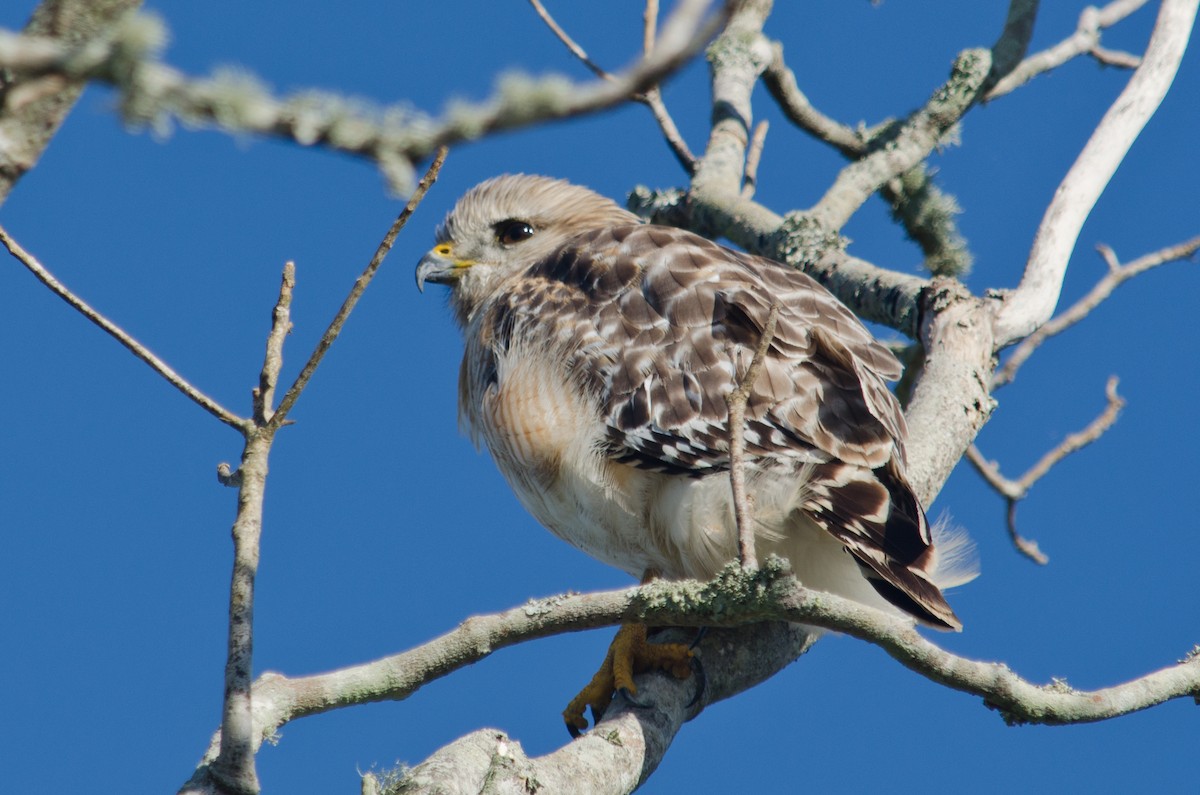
416,174,640,324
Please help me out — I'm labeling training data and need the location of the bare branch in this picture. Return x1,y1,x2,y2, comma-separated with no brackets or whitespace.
692,0,773,196
1,1,720,194
185,562,1200,791
0,224,247,430
269,148,447,428
252,263,295,425
965,446,1050,564
987,0,1151,101
527,0,696,173
527,0,611,81
968,377,1126,563
740,119,768,199
807,48,993,230
996,235,1200,387
0,0,144,205
643,0,659,57
993,0,1198,348
761,41,863,156
726,300,782,569
898,279,998,505
641,86,698,173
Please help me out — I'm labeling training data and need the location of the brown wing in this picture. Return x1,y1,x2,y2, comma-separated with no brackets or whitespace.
479,222,959,629
517,223,907,476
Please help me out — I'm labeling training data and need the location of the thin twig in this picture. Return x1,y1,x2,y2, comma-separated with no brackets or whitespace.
526,0,611,81
726,301,782,570
986,0,1150,101
642,86,697,173
967,377,1126,563
996,235,1200,387
527,0,696,173
269,148,448,427
0,224,247,430
253,262,295,424
761,42,863,156
741,119,768,199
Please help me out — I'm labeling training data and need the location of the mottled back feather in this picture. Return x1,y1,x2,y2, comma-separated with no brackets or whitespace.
423,174,972,631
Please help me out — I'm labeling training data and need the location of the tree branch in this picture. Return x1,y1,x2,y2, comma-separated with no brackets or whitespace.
692,0,773,197
726,300,782,569
269,148,447,427
0,224,247,430
185,562,1200,793
986,0,1151,101
967,376,1125,564
526,0,697,173
996,235,1200,387
0,1,720,193
0,0,144,205
209,266,300,795
992,0,1199,348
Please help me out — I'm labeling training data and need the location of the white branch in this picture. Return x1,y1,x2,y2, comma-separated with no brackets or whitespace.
993,0,1199,348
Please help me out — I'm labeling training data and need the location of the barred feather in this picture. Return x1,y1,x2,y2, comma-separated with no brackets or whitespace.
422,174,975,630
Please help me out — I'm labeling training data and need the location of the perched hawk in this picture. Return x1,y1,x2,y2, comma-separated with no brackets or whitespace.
417,174,974,729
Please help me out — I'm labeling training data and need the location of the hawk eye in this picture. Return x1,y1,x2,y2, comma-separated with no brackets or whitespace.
496,220,535,246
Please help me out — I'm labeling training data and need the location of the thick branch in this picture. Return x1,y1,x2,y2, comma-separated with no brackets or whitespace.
186,563,1200,793
993,0,1198,347
902,279,998,506
692,0,773,196
0,0,144,205
807,49,993,230
0,2,718,193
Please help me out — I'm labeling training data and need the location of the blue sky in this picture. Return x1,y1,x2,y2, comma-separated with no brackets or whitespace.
2,2,1198,793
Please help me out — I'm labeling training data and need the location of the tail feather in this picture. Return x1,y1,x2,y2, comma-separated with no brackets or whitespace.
802,460,976,631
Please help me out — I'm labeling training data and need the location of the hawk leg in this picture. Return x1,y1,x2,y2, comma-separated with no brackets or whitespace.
562,622,693,736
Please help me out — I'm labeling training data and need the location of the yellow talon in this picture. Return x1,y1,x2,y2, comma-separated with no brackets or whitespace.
563,623,693,734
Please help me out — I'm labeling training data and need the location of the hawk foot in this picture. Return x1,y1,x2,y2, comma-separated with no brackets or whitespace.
563,623,693,736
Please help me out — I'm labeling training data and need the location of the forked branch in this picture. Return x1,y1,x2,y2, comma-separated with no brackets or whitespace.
967,376,1126,563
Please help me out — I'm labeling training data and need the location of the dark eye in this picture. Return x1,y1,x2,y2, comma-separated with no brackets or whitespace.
495,220,535,246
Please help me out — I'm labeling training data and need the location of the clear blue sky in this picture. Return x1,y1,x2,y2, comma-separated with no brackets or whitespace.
2,2,1198,793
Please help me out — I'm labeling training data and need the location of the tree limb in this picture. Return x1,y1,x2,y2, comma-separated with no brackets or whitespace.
269,148,447,427
184,563,1200,793
986,0,1151,101
967,376,1126,564
0,0,144,205
0,224,247,430
0,1,719,193
995,235,1200,387
992,0,1199,348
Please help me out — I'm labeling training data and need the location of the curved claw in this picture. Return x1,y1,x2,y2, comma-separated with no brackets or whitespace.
562,623,694,735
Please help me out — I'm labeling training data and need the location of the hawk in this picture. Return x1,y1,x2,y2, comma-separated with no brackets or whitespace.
417,174,974,731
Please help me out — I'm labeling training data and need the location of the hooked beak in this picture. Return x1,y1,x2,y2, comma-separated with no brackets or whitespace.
415,243,470,292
